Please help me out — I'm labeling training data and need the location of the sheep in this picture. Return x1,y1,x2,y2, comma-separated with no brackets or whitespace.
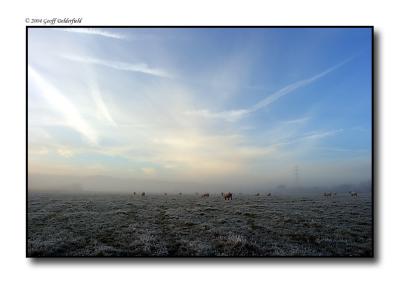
223,192,233,200
349,191,358,197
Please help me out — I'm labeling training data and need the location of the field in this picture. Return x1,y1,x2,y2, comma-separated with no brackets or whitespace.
27,192,372,257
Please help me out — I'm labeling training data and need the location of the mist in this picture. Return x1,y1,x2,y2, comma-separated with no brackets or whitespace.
28,172,372,195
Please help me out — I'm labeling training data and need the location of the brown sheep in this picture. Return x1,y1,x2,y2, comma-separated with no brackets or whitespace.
223,192,233,200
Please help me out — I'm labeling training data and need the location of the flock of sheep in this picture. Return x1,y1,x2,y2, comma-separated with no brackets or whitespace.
131,191,360,199
323,191,359,197
130,191,276,200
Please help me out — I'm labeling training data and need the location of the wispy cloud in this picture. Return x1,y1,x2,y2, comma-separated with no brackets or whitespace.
282,117,311,124
28,65,98,145
60,28,126,40
249,59,351,112
89,80,117,127
186,58,353,122
184,109,249,122
57,148,75,158
62,54,172,78
301,129,343,140
316,146,369,153
273,129,344,147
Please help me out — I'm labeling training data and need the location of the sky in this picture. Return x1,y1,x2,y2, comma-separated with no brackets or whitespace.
28,27,372,191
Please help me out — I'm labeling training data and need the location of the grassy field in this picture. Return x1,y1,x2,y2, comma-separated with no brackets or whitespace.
27,192,372,257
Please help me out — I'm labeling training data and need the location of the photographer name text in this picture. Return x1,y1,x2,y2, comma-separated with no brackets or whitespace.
26,17,83,25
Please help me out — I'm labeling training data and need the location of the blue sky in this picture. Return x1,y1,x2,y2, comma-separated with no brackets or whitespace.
28,27,372,188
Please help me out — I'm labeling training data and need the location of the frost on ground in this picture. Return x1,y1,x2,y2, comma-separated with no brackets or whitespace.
27,193,372,256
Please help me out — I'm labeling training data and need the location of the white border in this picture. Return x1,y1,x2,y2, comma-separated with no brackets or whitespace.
0,1,398,283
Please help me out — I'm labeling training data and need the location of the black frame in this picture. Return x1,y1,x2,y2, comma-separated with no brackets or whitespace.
26,26,375,259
